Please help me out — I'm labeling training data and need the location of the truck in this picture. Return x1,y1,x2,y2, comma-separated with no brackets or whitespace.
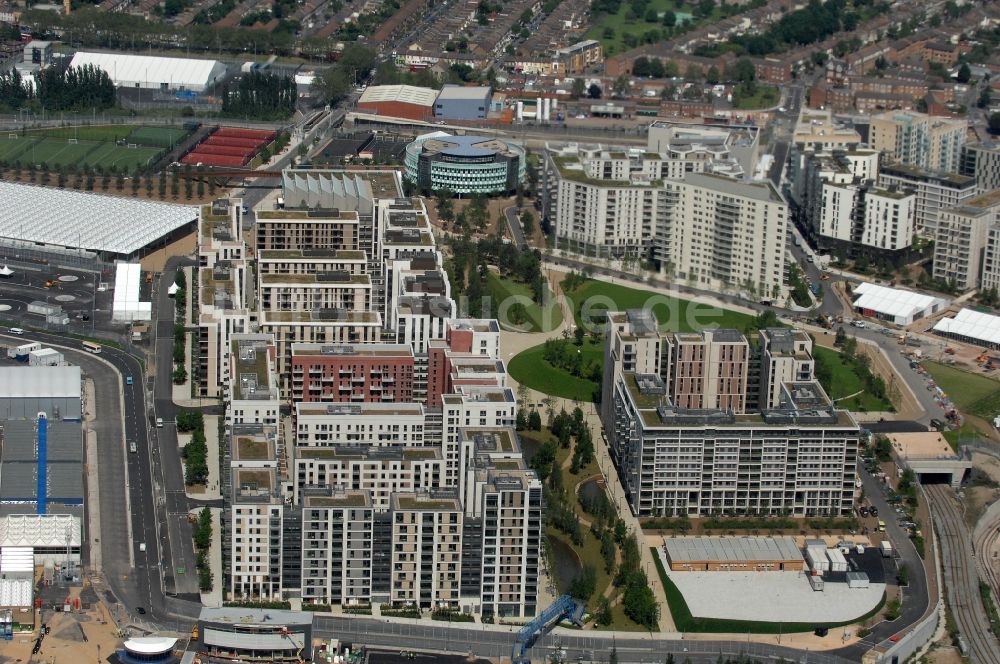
880,540,893,558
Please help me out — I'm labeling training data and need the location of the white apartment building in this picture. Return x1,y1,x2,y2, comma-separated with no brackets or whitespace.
818,182,915,253
789,109,863,206
984,225,1000,293
442,386,516,488
229,465,284,599
869,111,966,174
877,163,977,239
294,402,427,448
656,173,788,298
294,446,442,508
544,124,757,260
759,328,815,410
198,200,251,398
933,191,1000,291
226,334,280,427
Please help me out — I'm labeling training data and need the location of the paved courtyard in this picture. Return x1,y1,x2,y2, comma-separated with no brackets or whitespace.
659,550,885,624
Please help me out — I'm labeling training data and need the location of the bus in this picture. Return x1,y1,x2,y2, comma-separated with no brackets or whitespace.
877,519,886,532
81,341,102,354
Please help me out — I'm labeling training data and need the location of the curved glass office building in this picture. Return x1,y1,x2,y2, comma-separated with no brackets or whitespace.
404,132,525,195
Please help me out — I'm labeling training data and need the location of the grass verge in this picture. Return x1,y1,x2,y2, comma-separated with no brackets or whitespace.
923,361,1000,418
814,346,892,412
487,272,562,332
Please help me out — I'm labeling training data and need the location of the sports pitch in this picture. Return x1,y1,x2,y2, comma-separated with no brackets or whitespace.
0,135,163,171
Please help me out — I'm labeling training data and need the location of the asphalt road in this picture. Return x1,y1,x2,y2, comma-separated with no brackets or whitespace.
926,484,1000,664
0,329,161,621
313,616,853,664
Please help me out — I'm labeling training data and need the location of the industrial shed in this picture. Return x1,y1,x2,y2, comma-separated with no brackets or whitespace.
932,308,1000,350
851,282,947,326
663,536,805,572
68,51,227,92
0,366,81,421
0,182,199,261
113,263,152,322
357,85,438,121
434,85,492,120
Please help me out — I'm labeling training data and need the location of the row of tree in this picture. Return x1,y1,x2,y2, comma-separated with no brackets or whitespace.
222,70,296,120
0,65,115,112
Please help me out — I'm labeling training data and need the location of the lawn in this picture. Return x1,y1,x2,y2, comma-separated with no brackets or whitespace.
20,138,97,167
487,272,563,333
585,0,713,56
25,124,139,141
813,346,893,412
127,126,192,148
0,136,33,162
923,361,1000,418
732,84,780,109
565,278,754,334
93,145,163,171
508,339,604,402
652,548,886,633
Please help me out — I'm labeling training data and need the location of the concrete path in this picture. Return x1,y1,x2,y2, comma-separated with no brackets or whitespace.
199,507,223,608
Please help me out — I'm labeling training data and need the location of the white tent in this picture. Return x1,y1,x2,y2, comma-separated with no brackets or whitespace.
852,282,947,326
112,262,152,322
933,308,1000,349
0,265,13,277
68,51,227,92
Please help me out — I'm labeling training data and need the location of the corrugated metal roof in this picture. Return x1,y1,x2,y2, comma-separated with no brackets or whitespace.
359,85,438,107
664,536,804,563
436,84,491,101
0,182,198,256
0,365,81,399
0,514,81,547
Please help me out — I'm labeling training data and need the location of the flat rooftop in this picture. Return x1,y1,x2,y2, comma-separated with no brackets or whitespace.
233,432,275,462
292,343,413,358
303,491,370,508
296,402,424,417
393,494,460,511
258,249,366,260
261,309,380,324
665,536,804,563
888,432,957,460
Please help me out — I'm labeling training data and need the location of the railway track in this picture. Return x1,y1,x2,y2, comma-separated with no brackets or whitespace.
926,484,1000,663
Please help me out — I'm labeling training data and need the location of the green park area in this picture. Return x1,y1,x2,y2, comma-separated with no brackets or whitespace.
585,0,712,56
813,346,893,413
732,84,780,109
509,277,754,402
520,417,656,631
922,361,1000,418
487,272,563,333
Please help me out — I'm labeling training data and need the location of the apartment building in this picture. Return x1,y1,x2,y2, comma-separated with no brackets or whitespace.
554,39,604,74
759,329,815,410
197,200,251,398
442,386,517,489
294,446,442,508
933,190,1000,291
227,334,280,427
295,402,426,448
984,225,1000,293
544,124,758,260
229,449,285,599
816,179,915,256
291,343,415,404
656,173,788,298
789,109,863,206
389,492,463,608
300,490,373,607
877,164,977,239
960,142,1000,194
601,311,858,517
869,111,966,173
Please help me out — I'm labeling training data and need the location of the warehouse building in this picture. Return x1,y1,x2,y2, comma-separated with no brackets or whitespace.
663,537,805,572
357,85,438,121
0,366,81,421
434,85,492,120
403,132,525,195
68,51,227,92
933,308,1000,350
0,182,199,264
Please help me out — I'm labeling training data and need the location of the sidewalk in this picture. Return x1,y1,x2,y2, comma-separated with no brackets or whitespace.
199,507,223,608
83,377,102,575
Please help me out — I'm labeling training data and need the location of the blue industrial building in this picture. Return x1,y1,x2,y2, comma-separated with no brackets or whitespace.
433,85,492,120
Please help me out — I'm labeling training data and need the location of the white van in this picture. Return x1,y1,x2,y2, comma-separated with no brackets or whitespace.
129,441,137,453
156,418,164,428
9,327,24,335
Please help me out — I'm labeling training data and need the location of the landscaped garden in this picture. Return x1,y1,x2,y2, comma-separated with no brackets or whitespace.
508,274,757,402
813,344,893,413
487,272,562,333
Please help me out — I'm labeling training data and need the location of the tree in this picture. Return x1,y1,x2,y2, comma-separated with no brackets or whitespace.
596,596,612,626
612,73,631,98
983,112,1000,134
705,65,720,85
312,68,350,105
978,89,991,109
729,58,756,84
587,83,603,99
528,409,542,431
570,77,586,99
568,564,597,602
957,62,971,84
662,9,677,26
